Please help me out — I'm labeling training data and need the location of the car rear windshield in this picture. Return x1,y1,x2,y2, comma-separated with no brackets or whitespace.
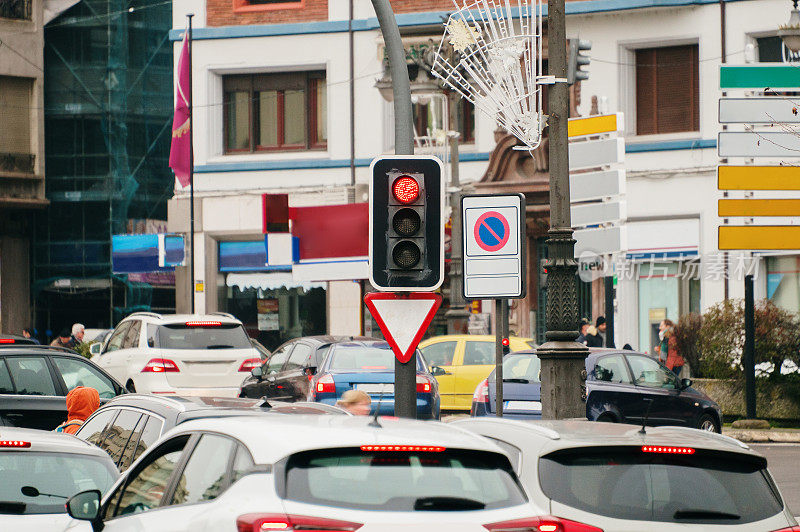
503,354,541,382
0,452,117,515
539,447,783,524
329,345,424,371
151,323,251,350
284,448,525,512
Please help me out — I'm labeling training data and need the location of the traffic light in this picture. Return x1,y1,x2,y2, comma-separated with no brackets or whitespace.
369,155,444,291
567,39,592,85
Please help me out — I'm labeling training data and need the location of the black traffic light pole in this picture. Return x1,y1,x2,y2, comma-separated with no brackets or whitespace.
371,0,417,418
744,274,756,418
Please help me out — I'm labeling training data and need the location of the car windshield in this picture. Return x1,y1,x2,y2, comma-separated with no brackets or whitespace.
152,323,251,350
329,344,423,371
539,447,783,524
285,448,526,511
503,354,541,382
0,452,117,515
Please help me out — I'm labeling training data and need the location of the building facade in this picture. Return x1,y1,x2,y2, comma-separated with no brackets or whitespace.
169,0,795,352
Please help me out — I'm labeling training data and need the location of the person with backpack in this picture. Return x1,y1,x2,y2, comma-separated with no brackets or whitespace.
54,386,100,434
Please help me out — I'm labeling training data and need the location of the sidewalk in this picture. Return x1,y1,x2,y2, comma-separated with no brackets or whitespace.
723,427,800,443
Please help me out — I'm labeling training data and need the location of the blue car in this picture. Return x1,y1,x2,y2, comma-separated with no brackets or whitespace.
470,351,542,418
308,340,440,419
471,348,722,433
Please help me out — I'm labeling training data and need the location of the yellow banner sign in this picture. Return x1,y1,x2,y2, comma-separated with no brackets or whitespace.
719,226,800,250
718,199,800,217
718,166,800,190
568,113,623,138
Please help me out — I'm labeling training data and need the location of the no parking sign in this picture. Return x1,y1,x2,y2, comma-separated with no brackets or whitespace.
462,194,526,299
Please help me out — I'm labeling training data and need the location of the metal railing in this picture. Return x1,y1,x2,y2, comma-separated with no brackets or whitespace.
0,0,32,20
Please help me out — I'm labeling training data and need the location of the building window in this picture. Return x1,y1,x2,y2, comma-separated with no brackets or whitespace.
223,72,326,153
756,36,783,62
635,44,699,135
0,0,32,20
0,76,33,156
412,97,475,144
232,0,303,13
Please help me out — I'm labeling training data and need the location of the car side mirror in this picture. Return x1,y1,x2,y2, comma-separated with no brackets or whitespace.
680,378,692,389
250,366,263,379
66,489,101,521
89,343,102,356
430,366,447,377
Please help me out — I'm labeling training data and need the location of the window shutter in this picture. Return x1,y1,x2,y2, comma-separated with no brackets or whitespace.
0,76,32,153
636,45,698,135
635,49,657,135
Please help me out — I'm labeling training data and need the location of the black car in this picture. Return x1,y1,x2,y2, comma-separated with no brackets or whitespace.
74,393,349,471
0,345,126,430
239,335,377,402
585,349,723,432
0,335,37,346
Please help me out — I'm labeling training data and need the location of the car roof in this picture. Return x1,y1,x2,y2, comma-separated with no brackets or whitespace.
120,313,243,325
0,335,37,346
421,335,534,342
510,348,642,361
451,418,756,457
0,426,115,459
97,394,266,419
167,415,506,464
0,345,80,356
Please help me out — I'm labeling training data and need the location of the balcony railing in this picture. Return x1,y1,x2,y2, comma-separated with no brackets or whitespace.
0,152,35,174
0,0,32,20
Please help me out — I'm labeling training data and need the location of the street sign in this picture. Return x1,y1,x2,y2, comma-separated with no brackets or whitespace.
462,194,526,299
570,169,626,202
718,132,800,158
719,98,800,124
718,199,800,217
720,64,800,90
568,113,624,138
719,226,800,250
569,137,625,171
718,165,800,190
571,200,625,228
574,226,626,257
363,292,442,363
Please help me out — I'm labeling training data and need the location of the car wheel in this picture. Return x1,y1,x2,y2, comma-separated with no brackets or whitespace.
697,413,719,433
597,413,617,423
126,380,136,393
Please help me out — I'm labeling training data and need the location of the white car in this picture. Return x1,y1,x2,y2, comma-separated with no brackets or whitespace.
453,418,800,532
91,313,261,397
66,414,539,531
0,427,118,532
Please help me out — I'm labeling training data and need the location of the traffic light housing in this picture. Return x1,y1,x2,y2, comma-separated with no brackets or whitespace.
369,155,444,291
567,39,592,85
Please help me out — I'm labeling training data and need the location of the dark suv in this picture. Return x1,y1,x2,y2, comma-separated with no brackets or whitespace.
0,345,126,429
239,335,377,402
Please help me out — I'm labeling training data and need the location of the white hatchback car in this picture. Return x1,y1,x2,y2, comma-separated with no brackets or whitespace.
65,414,541,532
91,313,261,397
0,427,118,532
453,418,800,532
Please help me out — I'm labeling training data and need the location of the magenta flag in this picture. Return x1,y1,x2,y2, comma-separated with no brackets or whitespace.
169,31,191,187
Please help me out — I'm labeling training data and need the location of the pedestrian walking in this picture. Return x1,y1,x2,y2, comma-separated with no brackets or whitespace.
21,327,40,344
595,316,613,348
71,323,85,346
655,319,685,376
576,318,591,345
54,386,100,434
50,327,74,348
586,318,604,347
336,389,372,416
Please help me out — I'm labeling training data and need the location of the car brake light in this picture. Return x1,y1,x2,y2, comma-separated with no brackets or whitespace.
141,358,179,373
361,445,445,452
483,516,604,532
641,445,695,455
237,513,363,532
416,374,433,393
185,320,221,327
0,440,31,448
0,339,15,344
771,527,800,531
316,374,335,394
238,358,262,372
473,378,489,404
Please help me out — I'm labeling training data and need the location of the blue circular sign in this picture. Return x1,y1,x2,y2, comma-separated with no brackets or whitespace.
474,211,510,252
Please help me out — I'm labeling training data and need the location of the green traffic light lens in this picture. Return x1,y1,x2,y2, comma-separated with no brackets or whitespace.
392,208,421,237
392,241,421,269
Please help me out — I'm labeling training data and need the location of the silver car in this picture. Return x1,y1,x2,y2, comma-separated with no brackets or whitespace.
0,427,118,531
453,418,799,532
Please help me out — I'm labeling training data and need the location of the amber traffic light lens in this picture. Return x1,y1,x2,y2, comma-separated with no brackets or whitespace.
392,208,421,237
392,176,419,204
392,241,421,269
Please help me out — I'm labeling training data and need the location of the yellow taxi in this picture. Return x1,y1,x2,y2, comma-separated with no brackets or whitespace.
418,335,536,411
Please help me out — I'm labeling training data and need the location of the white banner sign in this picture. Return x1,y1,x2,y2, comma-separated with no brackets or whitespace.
718,132,800,158
569,137,625,171
719,97,800,124
571,201,626,228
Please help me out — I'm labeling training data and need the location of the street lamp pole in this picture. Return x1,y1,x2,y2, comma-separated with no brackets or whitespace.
537,0,589,419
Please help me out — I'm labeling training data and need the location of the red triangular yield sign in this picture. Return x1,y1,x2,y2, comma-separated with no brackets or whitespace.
364,292,442,363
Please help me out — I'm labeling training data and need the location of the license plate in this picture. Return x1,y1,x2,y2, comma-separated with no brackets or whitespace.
356,383,394,394
504,400,542,411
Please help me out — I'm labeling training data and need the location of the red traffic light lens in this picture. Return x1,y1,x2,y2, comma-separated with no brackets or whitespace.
392,176,419,204
502,338,510,347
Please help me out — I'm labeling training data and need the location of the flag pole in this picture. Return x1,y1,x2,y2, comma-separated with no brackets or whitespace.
187,13,195,314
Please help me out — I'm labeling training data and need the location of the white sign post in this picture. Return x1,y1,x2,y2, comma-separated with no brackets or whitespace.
461,194,526,300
